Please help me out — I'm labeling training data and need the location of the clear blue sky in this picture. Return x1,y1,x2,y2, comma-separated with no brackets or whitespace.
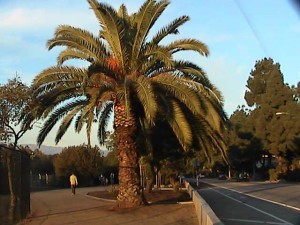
1,0,299,147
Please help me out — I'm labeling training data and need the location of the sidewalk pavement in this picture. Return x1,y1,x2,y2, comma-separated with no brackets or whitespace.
21,187,198,225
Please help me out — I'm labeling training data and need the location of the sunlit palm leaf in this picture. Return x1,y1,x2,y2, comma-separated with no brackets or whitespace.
166,39,209,56
88,0,124,67
33,66,86,89
153,74,203,114
57,48,92,65
150,15,189,45
135,76,157,124
131,0,169,69
167,100,192,150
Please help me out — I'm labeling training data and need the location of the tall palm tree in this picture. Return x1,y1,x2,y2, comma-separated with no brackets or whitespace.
30,0,227,208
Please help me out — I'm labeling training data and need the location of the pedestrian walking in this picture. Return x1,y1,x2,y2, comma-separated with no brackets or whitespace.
110,172,115,185
70,172,78,195
99,174,104,185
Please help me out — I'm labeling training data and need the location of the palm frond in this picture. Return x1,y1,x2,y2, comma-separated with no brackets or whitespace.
143,45,174,69
131,0,169,69
97,101,114,145
33,66,86,89
57,48,92,65
134,76,157,124
167,100,192,150
145,59,207,79
55,105,84,144
37,98,86,146
118,4,128,18
88,0,124,67
52,25,108,55
48,35,105,61
74,112,84,133
86,110,95,145
49,25,109,63
172,60,207,80
165,39,209,56
153,74,203,114
150,15,189,45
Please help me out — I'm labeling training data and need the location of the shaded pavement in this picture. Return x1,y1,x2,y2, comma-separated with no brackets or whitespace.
199,178,300,211
185,178,300,225
21,187,198,225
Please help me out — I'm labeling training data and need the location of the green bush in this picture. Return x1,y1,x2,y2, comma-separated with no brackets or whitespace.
285,169,300,182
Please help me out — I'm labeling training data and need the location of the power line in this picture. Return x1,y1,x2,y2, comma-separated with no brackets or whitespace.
233,0,270,57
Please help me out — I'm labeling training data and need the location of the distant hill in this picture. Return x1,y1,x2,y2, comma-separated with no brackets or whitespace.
22,144,62,155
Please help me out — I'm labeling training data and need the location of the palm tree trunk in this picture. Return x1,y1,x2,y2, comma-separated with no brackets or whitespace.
114,104,147,208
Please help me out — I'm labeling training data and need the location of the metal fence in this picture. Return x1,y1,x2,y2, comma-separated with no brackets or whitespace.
0,145,30,225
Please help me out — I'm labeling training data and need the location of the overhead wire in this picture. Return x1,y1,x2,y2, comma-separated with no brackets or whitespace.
233,0,270,57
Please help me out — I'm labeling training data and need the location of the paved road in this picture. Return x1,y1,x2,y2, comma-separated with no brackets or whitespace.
195,179,300,225
21,186,198,225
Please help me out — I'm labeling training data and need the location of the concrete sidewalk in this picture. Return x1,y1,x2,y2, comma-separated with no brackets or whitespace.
21,187,198,225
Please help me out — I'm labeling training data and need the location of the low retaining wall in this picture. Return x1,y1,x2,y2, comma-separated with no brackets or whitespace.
185,181,224,225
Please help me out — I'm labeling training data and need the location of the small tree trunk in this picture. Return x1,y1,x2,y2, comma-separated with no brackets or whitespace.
6,152,17,203
145,165,155,193
252,163,256,181
169,174,179,192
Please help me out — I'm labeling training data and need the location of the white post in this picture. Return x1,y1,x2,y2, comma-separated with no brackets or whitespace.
139,164,143,188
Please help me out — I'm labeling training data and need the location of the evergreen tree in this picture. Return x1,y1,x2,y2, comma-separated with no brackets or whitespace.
244,58,300,178
227,107,263,177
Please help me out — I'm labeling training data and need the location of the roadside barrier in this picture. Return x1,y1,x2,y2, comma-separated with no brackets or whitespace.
185,181,224,225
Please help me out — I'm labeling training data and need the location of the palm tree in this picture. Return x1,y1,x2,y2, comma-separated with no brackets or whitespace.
30,0,227,208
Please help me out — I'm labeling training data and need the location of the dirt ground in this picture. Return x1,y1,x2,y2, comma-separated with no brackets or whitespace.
87,189,192,204
86,188,198,224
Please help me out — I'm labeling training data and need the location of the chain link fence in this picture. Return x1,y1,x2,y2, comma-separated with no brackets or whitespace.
0,145,30,225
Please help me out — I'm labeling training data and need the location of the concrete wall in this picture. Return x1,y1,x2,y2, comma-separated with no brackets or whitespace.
185,181,224,225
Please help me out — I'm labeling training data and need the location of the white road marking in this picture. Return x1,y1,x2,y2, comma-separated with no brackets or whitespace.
220,217,288,224
204,181,300,212
209,187,293,225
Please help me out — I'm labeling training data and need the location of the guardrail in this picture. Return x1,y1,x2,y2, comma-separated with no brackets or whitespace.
185,181,224,225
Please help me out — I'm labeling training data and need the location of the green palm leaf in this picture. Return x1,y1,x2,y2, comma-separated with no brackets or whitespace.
37,98,86,146
134,76,157,124
166,39,209,56
57,48,92,65
168,100,192,150
55,105,84,144
150,15,189,45
33,66,86,88
153,74,203,114
88,0,124,67
97,101,113,144
131,0,169,69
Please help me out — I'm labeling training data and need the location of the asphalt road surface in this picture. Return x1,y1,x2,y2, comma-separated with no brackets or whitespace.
193,179,300,225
